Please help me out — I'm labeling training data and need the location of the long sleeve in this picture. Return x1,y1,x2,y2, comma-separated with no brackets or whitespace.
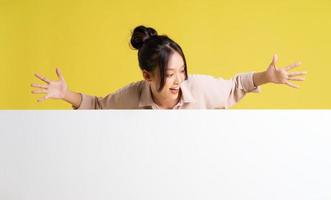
186,73,260,109
72,81,144,109
220,72,260,108
73,93,113,109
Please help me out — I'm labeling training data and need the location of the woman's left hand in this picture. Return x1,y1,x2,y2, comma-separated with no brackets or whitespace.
265,54,307,88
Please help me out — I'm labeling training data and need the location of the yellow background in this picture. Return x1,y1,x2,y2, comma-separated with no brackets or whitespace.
0,0,330,109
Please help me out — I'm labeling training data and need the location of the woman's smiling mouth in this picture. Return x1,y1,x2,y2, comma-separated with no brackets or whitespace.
170,87,179,94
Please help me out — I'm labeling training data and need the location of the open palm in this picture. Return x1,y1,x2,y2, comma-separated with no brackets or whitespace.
31,68,68,102
266,54,306,88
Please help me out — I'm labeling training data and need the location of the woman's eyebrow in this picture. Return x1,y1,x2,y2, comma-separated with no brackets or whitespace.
167,65,185,71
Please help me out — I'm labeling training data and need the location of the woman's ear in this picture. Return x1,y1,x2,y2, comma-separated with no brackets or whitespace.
142,70,153,82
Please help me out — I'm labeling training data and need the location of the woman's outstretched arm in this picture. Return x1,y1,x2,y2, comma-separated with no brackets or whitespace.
253,54,307,88
31,68,82,108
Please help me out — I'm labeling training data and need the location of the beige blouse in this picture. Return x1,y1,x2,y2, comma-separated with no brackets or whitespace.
74,72,260,109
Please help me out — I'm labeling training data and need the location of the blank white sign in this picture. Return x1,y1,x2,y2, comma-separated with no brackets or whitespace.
0,110,330,200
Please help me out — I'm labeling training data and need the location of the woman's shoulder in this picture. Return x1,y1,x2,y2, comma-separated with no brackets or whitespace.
114,80,146,94
183,74,230,95
187,74,223,80
106,80,146,109
185,74,221,85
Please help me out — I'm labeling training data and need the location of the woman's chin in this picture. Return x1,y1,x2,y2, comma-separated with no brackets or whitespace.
169,91,179,98
168,89,181,100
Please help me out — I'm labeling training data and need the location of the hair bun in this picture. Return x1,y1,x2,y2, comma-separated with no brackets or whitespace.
130,25,158,50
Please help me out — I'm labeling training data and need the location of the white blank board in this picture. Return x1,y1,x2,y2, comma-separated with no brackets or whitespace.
0,110,330,200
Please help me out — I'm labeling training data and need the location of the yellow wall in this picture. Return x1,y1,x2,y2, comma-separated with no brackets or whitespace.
1,0,330,109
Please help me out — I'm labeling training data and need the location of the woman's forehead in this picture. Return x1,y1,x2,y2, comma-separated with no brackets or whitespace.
167,52,184,70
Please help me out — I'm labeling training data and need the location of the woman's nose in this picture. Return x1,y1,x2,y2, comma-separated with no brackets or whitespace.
174,73,183,84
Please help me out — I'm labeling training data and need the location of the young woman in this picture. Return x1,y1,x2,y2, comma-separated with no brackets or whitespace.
31,25,306,109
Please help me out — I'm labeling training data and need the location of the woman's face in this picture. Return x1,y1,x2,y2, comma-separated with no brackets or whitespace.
148,51,186,106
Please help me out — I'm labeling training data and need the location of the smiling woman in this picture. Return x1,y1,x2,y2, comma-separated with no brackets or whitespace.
31,25,306,109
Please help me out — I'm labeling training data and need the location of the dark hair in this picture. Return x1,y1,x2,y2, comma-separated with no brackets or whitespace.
130,25,188,92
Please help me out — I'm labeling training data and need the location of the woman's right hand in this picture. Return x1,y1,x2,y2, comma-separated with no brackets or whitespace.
31,68,68,102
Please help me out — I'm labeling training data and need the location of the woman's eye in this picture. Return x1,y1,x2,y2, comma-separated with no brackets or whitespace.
181,70,185,73
167,74,174,77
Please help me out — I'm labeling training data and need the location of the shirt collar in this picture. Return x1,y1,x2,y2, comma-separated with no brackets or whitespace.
138,80,195,109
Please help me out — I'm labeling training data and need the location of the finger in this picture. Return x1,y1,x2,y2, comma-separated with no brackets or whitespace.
288,77,305,81
31,83,48,89
285,81,299,88
34,73,50,84
270,54,278,66
285,62,301,71
31,89,48,94
288,71,307,77
56,68,64,80
37,95,49,102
